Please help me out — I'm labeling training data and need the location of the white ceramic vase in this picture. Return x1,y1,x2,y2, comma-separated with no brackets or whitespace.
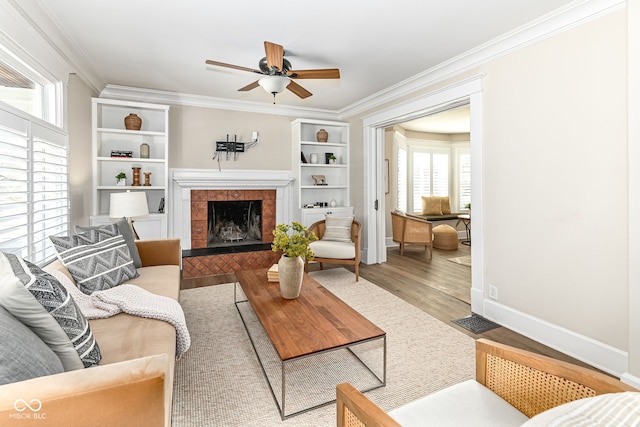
278,255,304,299
310,153,319,164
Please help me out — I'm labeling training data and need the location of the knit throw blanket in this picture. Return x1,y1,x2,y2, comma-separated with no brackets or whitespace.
48,270,190,358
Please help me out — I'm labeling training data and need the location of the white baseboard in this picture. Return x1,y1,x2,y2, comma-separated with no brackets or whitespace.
483,299,628,378
621,373,640,389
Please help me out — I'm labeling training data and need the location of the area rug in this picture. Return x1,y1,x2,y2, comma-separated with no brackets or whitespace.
172,268,475,427
447,255,472,267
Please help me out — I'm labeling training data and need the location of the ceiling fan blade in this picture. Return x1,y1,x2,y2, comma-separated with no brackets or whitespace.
264,41,284,72
288,68,341,79
287,80,312,99
238,80,260,92
205,60,261,74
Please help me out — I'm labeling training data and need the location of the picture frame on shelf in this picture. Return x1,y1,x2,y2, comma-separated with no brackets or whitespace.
301,151,308,163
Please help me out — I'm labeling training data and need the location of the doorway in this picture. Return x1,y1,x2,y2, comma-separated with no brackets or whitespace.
362,76,485,315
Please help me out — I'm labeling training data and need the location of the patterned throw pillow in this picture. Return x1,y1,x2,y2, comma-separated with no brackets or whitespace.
0,253,101,370
75,218,142,268
50,223,139,295
323,215,354,242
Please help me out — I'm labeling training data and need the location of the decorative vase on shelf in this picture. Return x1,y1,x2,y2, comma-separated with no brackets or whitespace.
131,167,142,186
143,172,152,186
116,178,126,186
316,128,328,143
277,255,304,299
309,153,319,164
140,142,150,158
124,113,142,131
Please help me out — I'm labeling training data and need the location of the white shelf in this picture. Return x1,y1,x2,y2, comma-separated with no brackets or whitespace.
97,128,165,137
92,98,170,238
292,118,351,224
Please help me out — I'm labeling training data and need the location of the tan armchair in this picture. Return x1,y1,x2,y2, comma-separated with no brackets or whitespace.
391,211,433,258
337,339,637,427
306,219,362,281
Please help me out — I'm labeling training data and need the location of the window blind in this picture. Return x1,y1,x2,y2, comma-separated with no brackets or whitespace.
0,104,68,265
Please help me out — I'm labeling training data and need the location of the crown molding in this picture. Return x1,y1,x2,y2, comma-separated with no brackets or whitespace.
99,84,341,121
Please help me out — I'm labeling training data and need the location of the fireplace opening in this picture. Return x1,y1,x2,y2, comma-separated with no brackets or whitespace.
207,200,262,247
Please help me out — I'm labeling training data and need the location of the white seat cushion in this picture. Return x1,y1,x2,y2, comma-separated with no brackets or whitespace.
309,240,355,259
388,380,529,427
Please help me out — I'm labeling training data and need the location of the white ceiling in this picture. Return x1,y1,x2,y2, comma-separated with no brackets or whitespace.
400,105,471,134
35,0,576,112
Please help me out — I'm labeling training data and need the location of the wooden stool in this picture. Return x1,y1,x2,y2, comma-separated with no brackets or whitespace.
433,224,459,250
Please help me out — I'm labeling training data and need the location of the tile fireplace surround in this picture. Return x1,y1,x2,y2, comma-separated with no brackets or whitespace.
171,169,293,278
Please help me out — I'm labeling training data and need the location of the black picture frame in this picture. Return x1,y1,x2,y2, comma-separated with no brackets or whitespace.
301,151,308,163
325,152,334,164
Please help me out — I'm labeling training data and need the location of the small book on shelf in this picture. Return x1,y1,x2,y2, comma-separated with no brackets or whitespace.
267,264,279,282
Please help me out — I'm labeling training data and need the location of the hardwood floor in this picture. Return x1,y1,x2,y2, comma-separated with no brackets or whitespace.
181,241,598,371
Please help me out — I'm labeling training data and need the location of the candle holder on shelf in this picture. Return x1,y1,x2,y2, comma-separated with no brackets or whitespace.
143,172,152,186
131,167,141,186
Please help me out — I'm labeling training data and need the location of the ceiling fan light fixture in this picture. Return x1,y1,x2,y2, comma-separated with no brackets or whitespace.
258,75,290,95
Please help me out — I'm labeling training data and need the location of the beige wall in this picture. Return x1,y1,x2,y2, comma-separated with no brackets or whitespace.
67,74,97,228
168,105,296,170
478,9,628,351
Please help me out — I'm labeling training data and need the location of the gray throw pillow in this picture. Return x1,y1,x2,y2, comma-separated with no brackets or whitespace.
75,218,142,268
50,223,139,295
0,305,64,385
0,253,101,370
323,215,354,242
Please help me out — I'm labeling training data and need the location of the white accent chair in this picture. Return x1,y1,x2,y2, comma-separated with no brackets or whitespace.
306,219,362,281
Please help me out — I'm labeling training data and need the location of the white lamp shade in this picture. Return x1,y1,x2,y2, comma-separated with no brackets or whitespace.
109,191,149,218
258,75,290,94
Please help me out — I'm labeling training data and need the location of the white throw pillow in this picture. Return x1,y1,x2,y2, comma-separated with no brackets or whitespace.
323,215,354,242
522,392,640,426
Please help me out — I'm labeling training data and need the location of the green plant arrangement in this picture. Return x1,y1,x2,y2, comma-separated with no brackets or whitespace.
271,222,318,260
115,172,127,180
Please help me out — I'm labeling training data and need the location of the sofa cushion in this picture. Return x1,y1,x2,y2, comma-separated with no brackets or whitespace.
422,196,443,215
0,305,64,385
0,253,101,370
389,379,529,427
75,218,142,268
310,240,356,259
522,392,640,426
323,215,354,242
50,223,139,295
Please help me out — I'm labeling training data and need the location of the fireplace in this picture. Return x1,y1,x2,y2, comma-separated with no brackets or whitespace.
207,200,262,247
172,169,293,278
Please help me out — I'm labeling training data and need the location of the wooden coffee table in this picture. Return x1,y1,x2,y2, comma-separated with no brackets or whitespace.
234,268,386,419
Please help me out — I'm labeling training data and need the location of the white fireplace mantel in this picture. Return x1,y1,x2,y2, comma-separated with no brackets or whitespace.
170,168,294,249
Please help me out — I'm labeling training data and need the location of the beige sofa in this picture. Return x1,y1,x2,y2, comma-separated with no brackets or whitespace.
0,238,181,427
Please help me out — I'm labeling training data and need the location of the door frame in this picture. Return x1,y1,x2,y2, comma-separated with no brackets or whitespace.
362,75,485,314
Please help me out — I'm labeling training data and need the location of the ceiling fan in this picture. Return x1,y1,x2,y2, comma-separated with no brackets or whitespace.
205,41,340,101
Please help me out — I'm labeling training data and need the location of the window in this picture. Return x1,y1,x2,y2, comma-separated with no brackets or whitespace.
0,61,68,265
410,147,450,213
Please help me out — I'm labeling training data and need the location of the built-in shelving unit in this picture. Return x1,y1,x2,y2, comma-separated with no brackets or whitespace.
291,119,353,226
90,98,170,238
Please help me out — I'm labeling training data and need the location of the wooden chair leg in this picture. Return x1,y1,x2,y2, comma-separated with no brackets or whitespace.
399,243,404,255
355,263,359,282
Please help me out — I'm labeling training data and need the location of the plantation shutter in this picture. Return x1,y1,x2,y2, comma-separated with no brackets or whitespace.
0,104,69,265
412,151,430,212
396,146,407,211
459,152,471,211
432,153,449,197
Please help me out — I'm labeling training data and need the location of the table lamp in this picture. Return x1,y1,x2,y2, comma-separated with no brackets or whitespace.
109,191,149,240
